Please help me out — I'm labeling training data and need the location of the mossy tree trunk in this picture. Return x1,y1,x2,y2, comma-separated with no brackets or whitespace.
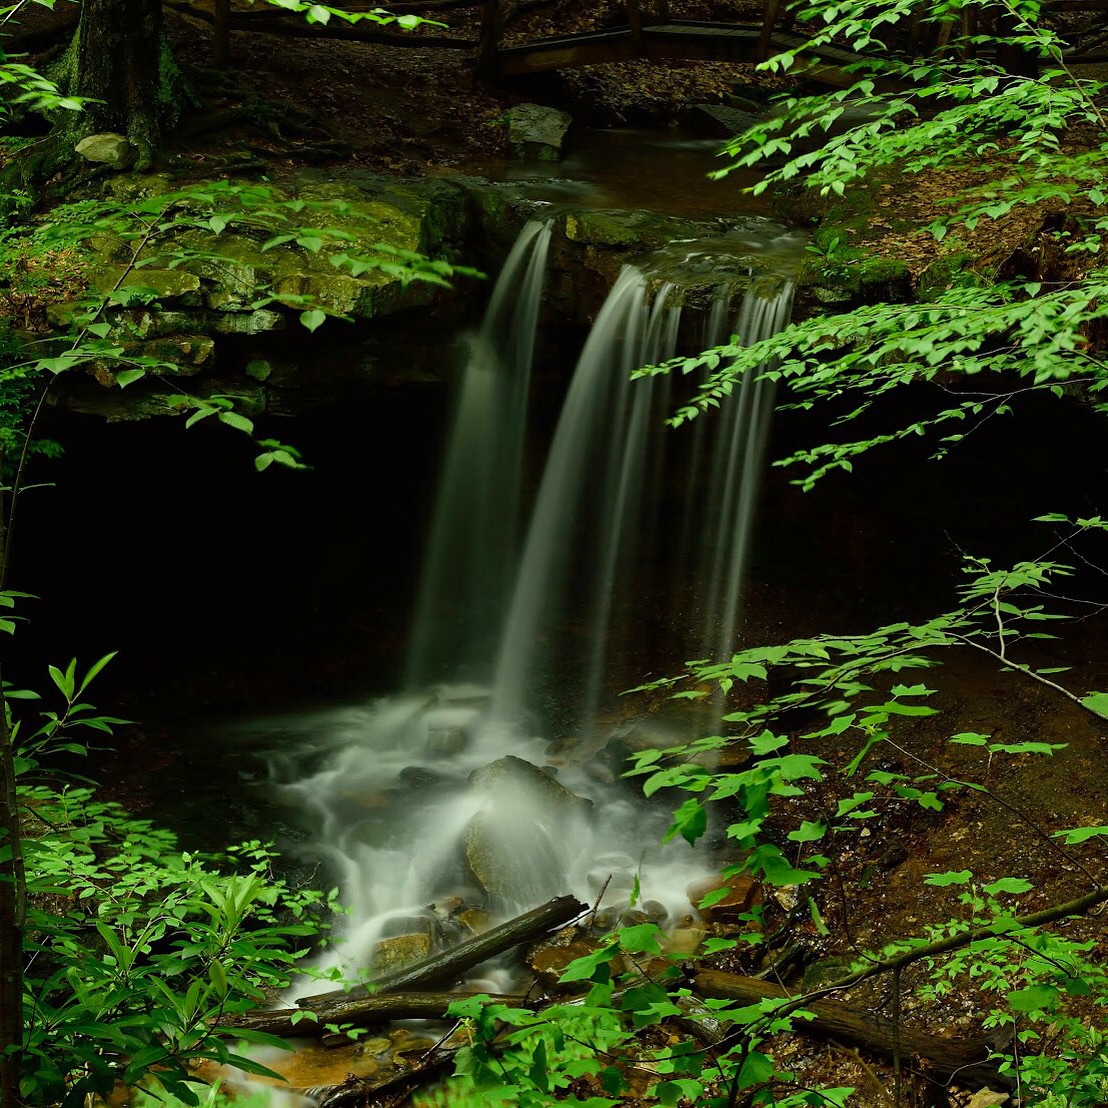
0,0,188,194
69,0,167,167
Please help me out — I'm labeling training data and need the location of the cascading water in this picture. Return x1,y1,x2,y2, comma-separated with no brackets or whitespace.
263,219,803,1001
405,219,552,688
489,266,668,726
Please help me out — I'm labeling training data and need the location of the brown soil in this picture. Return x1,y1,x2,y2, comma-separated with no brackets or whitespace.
154,0,788,174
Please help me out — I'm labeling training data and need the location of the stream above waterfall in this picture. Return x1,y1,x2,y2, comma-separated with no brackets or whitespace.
457,127,773,219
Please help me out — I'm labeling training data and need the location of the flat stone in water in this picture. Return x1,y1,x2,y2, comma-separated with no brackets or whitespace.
371,932,433,974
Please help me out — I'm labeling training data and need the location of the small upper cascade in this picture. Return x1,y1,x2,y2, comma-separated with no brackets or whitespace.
404,219,553,688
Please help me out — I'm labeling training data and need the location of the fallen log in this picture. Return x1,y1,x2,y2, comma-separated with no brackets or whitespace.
230,991,525,1036
309,1047,457,1108
274,895,585,1028
693,971,1012,1090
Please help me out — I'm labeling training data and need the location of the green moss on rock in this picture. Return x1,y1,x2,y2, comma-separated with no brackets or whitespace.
917,250,987,300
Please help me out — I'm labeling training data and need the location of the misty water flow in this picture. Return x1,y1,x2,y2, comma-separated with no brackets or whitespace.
405,220,553,687
263,218,802,998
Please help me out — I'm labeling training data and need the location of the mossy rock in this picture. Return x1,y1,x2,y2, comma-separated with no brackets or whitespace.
799,247,911,304
102,173,178,202
91,266,202,304
84,173,469,326
917,250,987,300
128,334,215,373
561,208,705,251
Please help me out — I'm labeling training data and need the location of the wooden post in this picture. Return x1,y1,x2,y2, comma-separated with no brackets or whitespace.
960,5,978,58
213,0,230,66
626,0,644,54
757,0,783,61
476,0,503,81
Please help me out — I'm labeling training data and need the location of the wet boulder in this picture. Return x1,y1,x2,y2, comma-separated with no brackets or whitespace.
371,932,433,974
529,940,601,993
686,873,763,924
463,755,591,904
506,104,573,161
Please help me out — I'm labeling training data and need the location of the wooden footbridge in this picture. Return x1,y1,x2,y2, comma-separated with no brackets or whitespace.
149,0,1108,78
474,0,1079,83
477,0,838,80
490,18,869,84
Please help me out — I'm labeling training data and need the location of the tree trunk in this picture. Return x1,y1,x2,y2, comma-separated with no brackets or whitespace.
0,679,25,1108
0,446,26,1108
71,0,165,163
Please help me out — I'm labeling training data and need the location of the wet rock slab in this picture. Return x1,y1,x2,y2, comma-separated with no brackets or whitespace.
463,754,592,904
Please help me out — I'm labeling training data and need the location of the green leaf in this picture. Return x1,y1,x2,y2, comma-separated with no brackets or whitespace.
657,1079,705,1106
1052,824,1108,844
788,820,827,843
1081,692,1108,719
618,923,663,955
446,994,491,1020
300,309,327,332
738,1050,777,1087
666,798,708,845
950,732,989,745
528,1038,548,1093
77,652,117,695
217,410,255,434
697,886,731,910
924,870,973,886
1008,984,1060,1012
185,407,216,429
114,367,146,389
982,877,1032,896
559,944,617,983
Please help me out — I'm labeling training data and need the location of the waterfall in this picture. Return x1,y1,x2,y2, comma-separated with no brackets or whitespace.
405,219,552,688
492,266,795,730
695,281,793,669
259,221,801,1001
490,266,651,724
